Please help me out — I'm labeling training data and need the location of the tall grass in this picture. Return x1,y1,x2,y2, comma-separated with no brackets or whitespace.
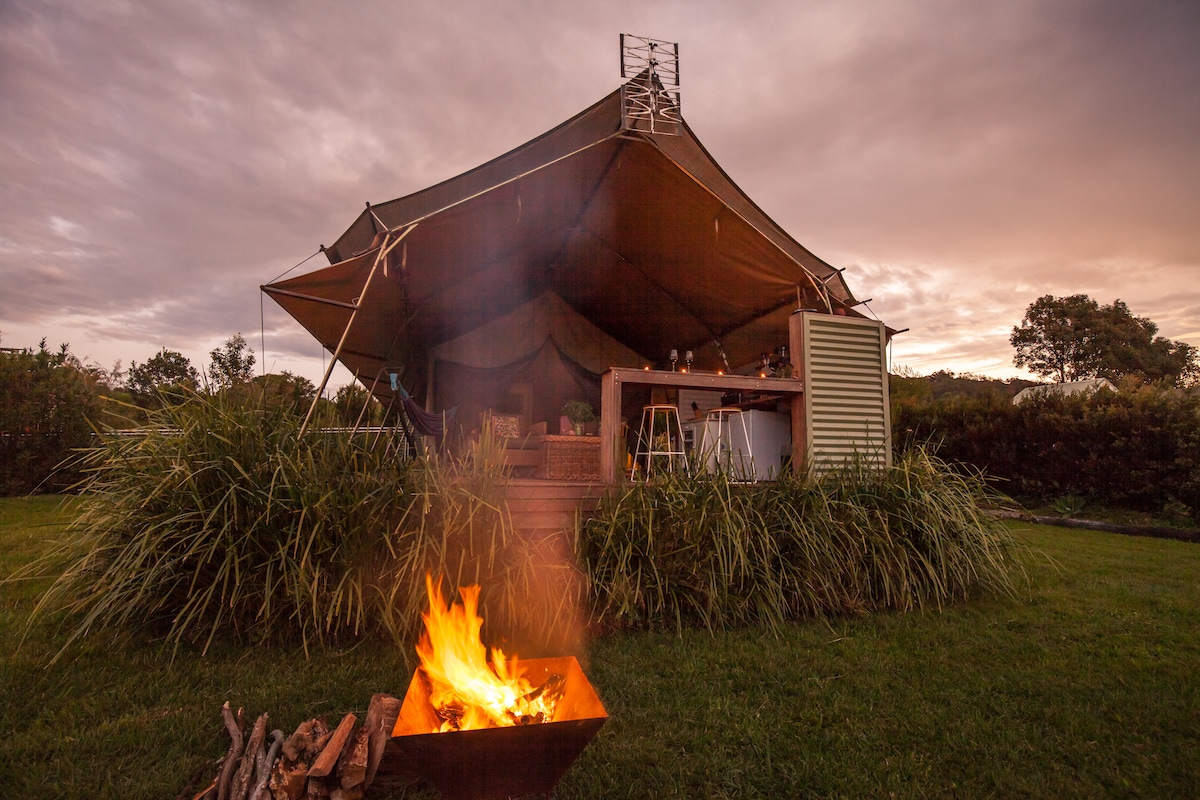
581,448,1026,632
367,427,573,654
21,389,1026,663
20,393,546,661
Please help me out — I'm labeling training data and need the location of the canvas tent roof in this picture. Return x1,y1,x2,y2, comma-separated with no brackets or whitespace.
263,76,873,408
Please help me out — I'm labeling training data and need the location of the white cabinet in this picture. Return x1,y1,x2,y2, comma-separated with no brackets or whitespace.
684,410,791,481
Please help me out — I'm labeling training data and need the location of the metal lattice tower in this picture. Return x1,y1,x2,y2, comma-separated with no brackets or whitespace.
620,34,681,135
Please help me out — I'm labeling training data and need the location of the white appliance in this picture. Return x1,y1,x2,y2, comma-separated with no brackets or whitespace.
684,410,791,481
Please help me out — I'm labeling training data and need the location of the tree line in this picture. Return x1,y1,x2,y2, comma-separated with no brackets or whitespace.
0,333,381,495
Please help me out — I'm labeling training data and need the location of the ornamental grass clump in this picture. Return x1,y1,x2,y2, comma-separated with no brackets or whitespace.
22,390,406,660
581,447,1026,631
21,393,542,661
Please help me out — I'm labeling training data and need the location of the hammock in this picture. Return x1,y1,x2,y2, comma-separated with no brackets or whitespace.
391,373,455,437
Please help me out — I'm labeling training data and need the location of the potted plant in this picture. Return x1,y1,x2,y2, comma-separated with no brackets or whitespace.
561,400,595,436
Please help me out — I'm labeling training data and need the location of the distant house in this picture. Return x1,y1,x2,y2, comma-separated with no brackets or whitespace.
1012,378,1116,405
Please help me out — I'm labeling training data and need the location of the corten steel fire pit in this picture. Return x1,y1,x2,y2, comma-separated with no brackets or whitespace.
391,655,607,800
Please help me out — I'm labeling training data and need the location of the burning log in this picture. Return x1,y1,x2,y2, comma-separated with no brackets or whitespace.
511,672,565,725
392,656,607,800
388,574,606,799
416,575,577,734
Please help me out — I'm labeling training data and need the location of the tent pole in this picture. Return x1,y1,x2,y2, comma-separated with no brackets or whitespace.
351,369,385,436
299,224,417,437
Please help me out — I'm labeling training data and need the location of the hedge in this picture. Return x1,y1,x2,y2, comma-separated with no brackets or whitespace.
892,384,1199,518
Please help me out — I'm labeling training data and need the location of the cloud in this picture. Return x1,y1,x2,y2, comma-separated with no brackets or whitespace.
1,0,1196,387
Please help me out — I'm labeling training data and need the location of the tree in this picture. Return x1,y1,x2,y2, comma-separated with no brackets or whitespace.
240,371,317,412
1011,294,1101,383
0,340,100,494
1011,294,1198,386
207,333,256,391
126,348,199,406
332,383,382,425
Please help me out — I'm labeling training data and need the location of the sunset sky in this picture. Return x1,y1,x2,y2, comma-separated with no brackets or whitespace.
2,0,1197,392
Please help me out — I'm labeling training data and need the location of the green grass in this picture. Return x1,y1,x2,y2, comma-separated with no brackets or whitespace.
3,496,1198,799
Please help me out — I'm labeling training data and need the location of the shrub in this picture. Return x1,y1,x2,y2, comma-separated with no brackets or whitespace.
21,389,1031,659
0,343,101,495
893,385,1200,517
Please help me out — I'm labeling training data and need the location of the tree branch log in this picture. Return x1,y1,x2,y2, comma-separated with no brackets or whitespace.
216,703,245,800
308,713,356,779
249,729,284,800
231,712,269,800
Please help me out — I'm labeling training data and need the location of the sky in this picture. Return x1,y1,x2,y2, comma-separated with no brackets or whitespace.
2,0,1198,393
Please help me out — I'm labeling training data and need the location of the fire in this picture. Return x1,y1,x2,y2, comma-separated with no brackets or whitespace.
416,574,563,732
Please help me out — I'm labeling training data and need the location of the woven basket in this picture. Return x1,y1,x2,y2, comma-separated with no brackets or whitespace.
536,435,601,481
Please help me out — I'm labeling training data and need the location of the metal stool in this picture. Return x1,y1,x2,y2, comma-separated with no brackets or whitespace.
705,407,753,480
631,404,689,480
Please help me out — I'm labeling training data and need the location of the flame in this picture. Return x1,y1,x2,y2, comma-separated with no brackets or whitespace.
416,574,561,732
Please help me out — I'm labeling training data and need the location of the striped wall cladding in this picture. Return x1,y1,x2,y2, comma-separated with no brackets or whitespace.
802,314,892,470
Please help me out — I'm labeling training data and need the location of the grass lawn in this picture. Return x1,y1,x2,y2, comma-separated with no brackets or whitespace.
1,495,1197,799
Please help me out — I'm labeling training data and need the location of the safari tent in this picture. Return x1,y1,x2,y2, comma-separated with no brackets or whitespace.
263,68,893,481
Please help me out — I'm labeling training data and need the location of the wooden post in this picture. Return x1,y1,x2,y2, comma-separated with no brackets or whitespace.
788,311,807,475
599,370,622,484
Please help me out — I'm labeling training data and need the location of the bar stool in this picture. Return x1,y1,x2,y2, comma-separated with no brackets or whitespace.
631,404,689,480
705,407,753,480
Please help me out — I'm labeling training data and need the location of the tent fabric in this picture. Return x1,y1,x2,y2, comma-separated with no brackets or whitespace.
263,76,877,419
430,291,644,374
435,340,605,438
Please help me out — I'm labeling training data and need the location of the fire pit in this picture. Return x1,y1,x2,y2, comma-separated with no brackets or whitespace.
389,576,607,800
392,655,607,799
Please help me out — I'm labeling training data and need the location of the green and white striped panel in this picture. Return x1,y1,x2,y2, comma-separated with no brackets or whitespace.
802,314,891,470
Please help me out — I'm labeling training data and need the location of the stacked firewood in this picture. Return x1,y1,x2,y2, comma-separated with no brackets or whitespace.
184,694,401,800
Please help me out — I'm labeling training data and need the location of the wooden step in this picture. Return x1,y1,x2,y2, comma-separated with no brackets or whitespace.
508,511,580,531
501,479,614,534
505,482,608,499
507,498,594,514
